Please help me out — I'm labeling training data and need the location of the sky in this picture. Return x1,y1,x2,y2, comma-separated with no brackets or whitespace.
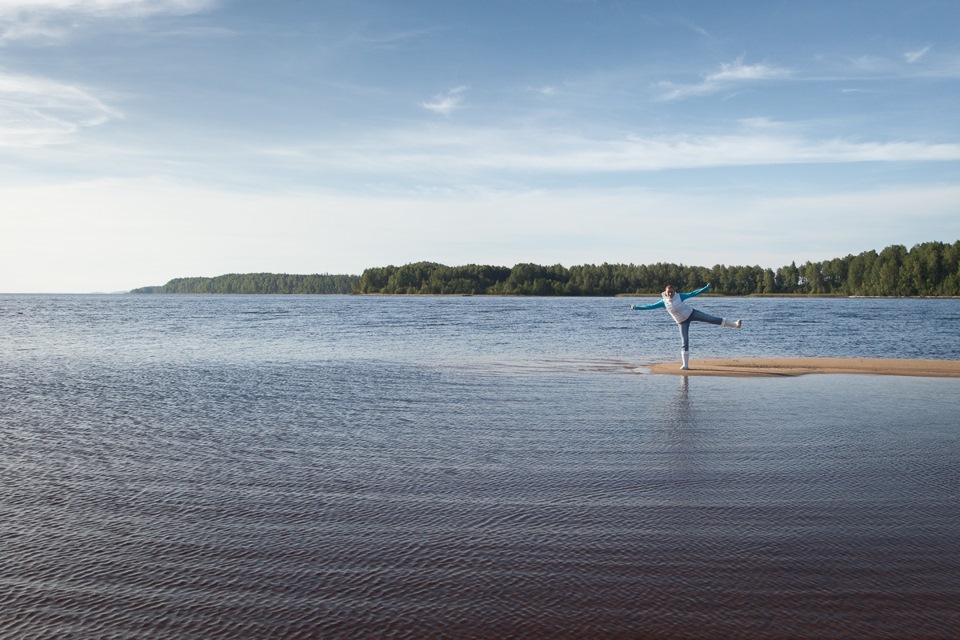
1,0,959,292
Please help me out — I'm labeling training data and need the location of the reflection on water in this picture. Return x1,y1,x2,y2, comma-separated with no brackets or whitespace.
676,373,690,419
2,296,959,638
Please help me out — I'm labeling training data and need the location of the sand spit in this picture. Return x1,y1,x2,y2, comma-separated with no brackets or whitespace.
644,358,960,378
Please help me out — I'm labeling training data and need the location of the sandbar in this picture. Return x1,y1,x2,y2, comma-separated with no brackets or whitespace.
644,357,960,378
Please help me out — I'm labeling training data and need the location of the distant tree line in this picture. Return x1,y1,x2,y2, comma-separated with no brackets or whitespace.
132,272,358,294
131,241,960,296
355,241,960,296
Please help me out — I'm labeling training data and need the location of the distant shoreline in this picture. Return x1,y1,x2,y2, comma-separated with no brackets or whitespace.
128,241,960,297
121,291,960,299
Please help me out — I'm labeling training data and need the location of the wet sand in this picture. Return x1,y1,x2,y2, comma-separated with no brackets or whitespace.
645,357,960,378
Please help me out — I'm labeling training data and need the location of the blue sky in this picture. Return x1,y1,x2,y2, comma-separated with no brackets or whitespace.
2,0,959,292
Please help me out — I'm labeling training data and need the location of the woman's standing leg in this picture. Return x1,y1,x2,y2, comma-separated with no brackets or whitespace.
679,310,739,370
678,320,691,370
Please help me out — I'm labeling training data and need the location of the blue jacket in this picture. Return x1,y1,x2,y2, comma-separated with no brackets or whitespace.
631,284,710,311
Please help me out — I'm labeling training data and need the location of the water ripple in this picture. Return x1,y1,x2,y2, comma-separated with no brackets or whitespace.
2,297,959,638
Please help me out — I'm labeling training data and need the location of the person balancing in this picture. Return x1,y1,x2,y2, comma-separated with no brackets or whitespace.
631,283,742,370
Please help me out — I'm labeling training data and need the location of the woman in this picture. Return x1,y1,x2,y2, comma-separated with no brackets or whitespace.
631,283,741,370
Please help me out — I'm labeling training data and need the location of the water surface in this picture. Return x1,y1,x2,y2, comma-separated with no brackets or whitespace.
2,295,958,638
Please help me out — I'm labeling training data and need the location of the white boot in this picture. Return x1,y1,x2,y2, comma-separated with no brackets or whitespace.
680,350,690,370
721,318,742,328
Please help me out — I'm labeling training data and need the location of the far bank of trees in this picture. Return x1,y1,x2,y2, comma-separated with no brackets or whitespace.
131,241,960,297
355,241,960,296
132,272,358,294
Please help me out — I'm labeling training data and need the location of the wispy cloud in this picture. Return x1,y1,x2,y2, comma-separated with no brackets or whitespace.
421,85,469,116
257,122,960,181
0,70,121,146
905,45,932,63
0,0,216,17
347,27,440,50
527,85,557,96
0,0,218,44
675,17,712,40
657,57,792,101
839,49,960,79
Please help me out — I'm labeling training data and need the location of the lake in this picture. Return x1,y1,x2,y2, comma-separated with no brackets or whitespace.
2,294,959,638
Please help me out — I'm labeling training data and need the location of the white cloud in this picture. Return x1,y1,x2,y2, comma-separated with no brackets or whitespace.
841,49,960,79
0,0,214,17
264,124,960,178
658,58,792,101
0,0,217,43
421,85,469,116
347,27,439,49
528,85,557,96
905,45,931,63
0,70,121,146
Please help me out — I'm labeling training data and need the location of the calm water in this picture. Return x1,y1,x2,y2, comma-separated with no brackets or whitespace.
2,295,959,639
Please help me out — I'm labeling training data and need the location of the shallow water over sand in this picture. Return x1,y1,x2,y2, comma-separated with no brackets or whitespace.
2,295,959,638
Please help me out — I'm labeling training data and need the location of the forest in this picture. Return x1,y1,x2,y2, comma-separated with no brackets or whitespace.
133,241,960,297
355,241,960,296
131,273,358,294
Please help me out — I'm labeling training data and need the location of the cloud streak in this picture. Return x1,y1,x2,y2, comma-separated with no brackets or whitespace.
0,0,217,43
266,125,960,180
421,86,469,116
905,45,931,63
0,71,121,146
0,0,215,17
657,58,792,101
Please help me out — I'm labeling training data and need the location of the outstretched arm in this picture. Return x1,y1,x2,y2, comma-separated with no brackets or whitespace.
631,299,665,311
679,283,711,300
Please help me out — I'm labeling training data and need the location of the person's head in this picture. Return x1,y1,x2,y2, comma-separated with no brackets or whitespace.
664,283,676,297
